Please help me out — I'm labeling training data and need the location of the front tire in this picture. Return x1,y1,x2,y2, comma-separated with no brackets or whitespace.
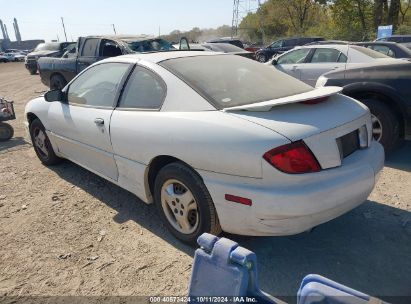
360,98,400,153
0,123,14,141
29,119,62,165
29,69,37,75
154,162,221,244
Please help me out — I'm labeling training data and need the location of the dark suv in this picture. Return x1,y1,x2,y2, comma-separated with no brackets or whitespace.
255,37,324,62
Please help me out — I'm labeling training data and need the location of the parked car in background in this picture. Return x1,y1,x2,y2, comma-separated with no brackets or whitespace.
375,35,411,43
304,40,349,46
255,37,324,62
354,41,411,58
269,44,396,87
2,52,25,62
25,42,76,75
316,59,411,152
207,37,244,49
25,51,383,243
190,42,255,59
38,35,175,89
0,54,9,63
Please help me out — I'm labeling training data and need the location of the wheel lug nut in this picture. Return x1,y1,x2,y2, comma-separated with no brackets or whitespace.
172,201,176,206
181,205,184,209
174,208,178,214
176,198,180,203
180,210,183,216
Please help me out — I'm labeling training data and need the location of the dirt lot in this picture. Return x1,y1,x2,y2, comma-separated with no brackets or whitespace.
0,62,410,303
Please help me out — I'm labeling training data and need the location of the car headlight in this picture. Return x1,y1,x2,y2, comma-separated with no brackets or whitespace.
315,76,328,88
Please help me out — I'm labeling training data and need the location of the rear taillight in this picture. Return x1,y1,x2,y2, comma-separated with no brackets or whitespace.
263,141,321,174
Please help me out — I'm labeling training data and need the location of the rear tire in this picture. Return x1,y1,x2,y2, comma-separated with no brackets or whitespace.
154,162,221,244
0,123,14,141
359,98,400,153
50,74,67,90
29,119,62,166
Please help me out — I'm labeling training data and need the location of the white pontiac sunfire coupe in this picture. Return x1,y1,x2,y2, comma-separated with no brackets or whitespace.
25,51,384,243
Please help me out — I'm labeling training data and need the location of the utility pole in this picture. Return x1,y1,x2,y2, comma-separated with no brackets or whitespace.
112,24,117,35
61,17,68,42
257,0,265,44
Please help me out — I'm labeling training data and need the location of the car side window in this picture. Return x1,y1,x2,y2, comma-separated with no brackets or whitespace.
368,45,395,57
270,40,283,48
67,63,130,107
277,49,310,64
81,38,100,57
310,48,341,63
101,40,123,57
119,66,166,109
337,53,348,62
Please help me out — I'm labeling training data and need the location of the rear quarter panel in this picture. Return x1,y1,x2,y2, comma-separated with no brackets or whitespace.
109,111,289,178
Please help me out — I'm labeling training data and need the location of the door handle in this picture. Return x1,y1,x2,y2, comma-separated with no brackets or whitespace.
94,118,104,125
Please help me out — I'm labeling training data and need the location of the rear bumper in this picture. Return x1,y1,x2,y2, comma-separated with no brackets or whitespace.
200,141,384,236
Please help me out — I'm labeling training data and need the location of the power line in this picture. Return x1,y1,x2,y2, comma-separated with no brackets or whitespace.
231,0,261,37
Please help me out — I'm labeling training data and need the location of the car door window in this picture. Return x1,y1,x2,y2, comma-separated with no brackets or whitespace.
67,63,130,107
81,38,100,57
101,40,123,57
277,49,310,64
119,66,166,109
310,48,341,63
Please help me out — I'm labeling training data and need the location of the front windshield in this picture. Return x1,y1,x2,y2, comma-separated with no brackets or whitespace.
34,43,61,51
160,54,312,109
127,39,175,52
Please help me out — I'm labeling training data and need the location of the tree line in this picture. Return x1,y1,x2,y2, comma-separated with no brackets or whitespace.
239,0,411,43
160,0,411,45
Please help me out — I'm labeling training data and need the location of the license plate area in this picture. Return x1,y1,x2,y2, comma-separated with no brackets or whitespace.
336,130,360,159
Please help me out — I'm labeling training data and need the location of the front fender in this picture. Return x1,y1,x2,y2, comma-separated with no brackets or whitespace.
25,97,52,130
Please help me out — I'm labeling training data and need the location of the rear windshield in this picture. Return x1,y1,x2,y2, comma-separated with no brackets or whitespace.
127,39,175,52
34,43,61,51
350,45,389,58
160,55,313,108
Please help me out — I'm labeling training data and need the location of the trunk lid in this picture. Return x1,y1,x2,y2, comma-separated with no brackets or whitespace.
225,92,372,169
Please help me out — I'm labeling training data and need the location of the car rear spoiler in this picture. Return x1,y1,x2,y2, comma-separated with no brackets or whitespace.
223,86,342,112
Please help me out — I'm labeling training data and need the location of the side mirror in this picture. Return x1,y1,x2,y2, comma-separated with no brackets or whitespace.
44,90,66,102
272,58,278,66
179,37,190,50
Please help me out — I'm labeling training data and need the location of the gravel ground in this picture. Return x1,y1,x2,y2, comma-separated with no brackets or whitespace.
0,62,410,303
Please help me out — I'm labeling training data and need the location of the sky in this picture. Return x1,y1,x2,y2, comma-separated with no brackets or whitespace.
0,0,236,42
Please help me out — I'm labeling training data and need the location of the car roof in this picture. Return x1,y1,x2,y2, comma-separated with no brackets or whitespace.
106,51,222,64
297,44,349,51
83,35,158,42
356,41,398,45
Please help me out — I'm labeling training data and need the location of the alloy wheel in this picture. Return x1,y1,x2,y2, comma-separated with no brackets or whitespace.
371,114,383,142
33,127,49,159
160,179,199,235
